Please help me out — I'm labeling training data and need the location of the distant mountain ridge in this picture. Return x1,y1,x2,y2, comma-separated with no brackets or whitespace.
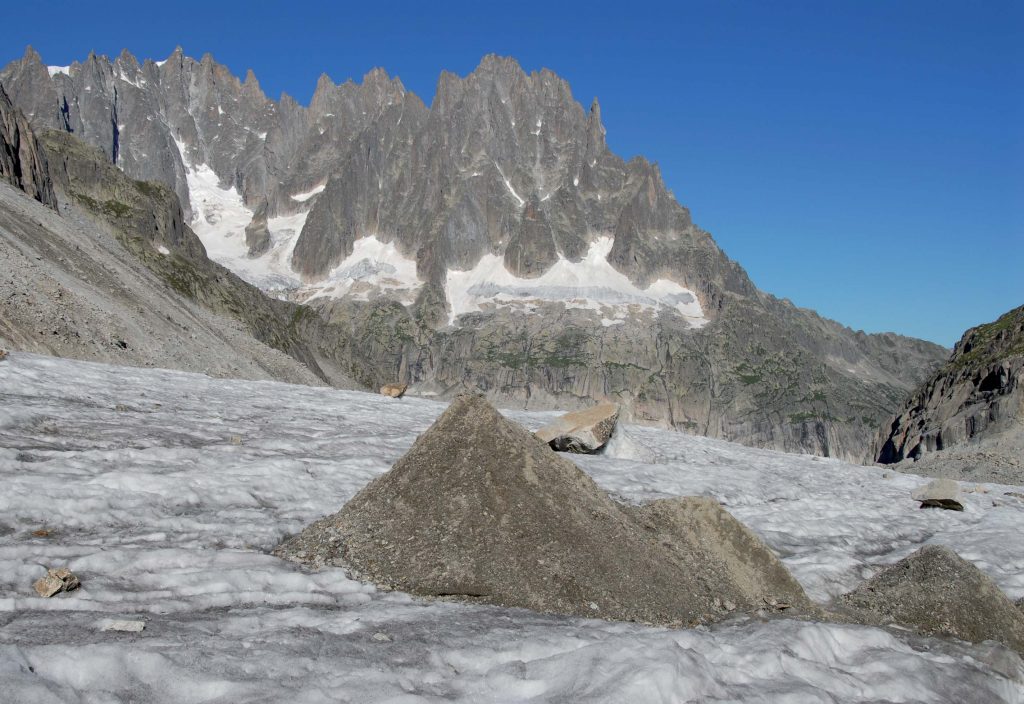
0,47,948,461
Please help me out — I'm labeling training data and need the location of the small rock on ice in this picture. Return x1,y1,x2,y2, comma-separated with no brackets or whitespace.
33,567,80,597
101,620,146,633
380,383,408,399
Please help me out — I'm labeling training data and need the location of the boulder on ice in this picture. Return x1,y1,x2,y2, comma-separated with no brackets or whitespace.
535,402,619,453
911,478,963,511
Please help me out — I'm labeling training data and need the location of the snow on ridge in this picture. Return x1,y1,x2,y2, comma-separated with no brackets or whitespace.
290,184,326,202
47,65,70,78
445,236,707,327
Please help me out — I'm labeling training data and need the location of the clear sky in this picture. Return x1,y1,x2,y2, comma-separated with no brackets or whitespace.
2,1,1021,346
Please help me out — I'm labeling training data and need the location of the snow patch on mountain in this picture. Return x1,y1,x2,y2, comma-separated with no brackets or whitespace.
180,154,252,263
46,66,70,78
305,236,421,303
290,184,325,202
171,140,306,294
445,236,707,326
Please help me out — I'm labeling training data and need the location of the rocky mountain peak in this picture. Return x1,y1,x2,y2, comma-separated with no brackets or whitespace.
21,46,43,64
116,48,139,70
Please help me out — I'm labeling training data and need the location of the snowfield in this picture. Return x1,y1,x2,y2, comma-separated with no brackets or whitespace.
1,353,1022,703
175,152,707,328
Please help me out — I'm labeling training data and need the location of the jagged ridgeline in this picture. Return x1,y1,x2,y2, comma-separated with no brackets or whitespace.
1,47,948,460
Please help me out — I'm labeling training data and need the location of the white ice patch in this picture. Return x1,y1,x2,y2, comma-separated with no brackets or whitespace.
174,138,302,293
177,143,253,262
289,184,325,202
445,236,707,327
47,66,70,78
0,353,1022,703
305,236,421,303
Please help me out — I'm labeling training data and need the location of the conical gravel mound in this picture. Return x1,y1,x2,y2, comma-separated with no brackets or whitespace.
839,545,1024,652
276,394,810,626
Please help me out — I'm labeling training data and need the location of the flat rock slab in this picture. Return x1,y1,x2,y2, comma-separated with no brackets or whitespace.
535,402,619,453
277,394,810,627
100,620,146,633
911,478,963,510
839,545,1024,652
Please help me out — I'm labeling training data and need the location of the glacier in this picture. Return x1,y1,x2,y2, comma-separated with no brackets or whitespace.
0,352,1021,703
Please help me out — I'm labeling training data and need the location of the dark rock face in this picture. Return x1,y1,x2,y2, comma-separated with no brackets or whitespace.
1,48,950,459
0,85,56,208
839,545,1024,652
875,306,1024,465
275,394,811,626
245,199,272,257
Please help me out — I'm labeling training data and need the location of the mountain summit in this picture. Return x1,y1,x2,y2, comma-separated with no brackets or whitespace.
0,49,947,459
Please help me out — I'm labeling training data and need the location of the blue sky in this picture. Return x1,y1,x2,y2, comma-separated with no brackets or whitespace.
2,1,1021,346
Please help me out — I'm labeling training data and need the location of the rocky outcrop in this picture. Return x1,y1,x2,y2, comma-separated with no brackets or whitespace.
1,48,950,459
536,402,619,453
275,394,811,626
838,545,1024,652
875,306,1024,468
0,85,56,208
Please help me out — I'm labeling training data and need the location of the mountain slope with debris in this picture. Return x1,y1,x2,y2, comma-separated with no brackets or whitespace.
0,90,357,385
